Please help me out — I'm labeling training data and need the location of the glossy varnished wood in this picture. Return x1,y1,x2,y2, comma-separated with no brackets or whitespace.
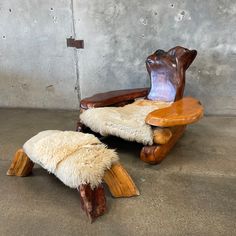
78,46,202,166
103,162,139,197
7,149,34,177
80,46,197,109
146,46,197,102
80,88,148,109
140,125,186,164
146,97,203,127
153,127,172,144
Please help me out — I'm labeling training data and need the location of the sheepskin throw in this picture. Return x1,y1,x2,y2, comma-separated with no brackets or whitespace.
80,99,171,146
23,130,119,188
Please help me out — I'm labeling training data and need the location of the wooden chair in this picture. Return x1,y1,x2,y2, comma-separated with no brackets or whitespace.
78,46,204,165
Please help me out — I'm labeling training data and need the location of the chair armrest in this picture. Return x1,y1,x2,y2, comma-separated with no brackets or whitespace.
80,88,149,109
145,97,204,127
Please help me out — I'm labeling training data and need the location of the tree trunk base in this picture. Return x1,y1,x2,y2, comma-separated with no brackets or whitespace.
140,125,186,164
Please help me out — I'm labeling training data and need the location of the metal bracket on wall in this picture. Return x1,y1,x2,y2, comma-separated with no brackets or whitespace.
66,38,84,49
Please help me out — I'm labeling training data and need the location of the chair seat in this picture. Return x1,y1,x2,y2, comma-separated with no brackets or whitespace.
23,130,118,188
80,100,171,145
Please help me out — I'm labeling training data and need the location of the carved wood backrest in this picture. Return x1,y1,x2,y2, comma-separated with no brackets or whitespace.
146,46,197,102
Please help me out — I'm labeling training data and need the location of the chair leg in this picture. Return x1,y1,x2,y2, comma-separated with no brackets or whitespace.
140,125,187,164
76,121,87,132
103,162,140,197
6,149,34,176
78,184,106,223
76,120,104,140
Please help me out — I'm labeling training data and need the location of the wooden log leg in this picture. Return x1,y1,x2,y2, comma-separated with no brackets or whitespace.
76,120,105,141
153,127,172,145
140,125,187,164
103,162,140,197
78,184,106,223
76,108,88,132
6,149,34,176
76,121,86,132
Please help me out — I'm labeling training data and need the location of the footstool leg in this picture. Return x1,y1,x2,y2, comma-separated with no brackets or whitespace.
103,162,140,197
78,184,106,223
6,149,34,176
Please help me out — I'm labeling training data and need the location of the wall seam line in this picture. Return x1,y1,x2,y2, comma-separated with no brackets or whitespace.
70,0,81,104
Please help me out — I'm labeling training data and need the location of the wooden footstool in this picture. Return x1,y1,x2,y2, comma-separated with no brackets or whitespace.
7,130,139,222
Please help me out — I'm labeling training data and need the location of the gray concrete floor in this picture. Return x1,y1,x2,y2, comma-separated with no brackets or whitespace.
0,108,235,236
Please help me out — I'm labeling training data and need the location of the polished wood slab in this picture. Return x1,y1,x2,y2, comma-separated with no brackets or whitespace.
145,97,203,127
80,88,148,109
146,46,197,102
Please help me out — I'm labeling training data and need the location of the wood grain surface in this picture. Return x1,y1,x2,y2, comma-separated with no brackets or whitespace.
146,97,203,127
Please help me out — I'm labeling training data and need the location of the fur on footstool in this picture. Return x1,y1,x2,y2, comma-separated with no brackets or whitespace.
7,130,139,222
23,130,119,188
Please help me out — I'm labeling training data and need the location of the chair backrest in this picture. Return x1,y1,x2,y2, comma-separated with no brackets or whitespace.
146,46,197,102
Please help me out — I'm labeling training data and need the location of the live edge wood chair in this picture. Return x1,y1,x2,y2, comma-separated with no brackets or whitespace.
78,46,204,165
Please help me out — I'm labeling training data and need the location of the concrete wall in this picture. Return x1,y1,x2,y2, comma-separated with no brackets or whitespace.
0,0,79,109
75,0,236,115
0,0,235,114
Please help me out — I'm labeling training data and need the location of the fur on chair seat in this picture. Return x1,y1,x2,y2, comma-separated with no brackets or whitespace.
80,99,171,145
23,130,119,188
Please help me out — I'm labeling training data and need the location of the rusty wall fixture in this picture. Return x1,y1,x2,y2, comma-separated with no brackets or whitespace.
67,37,84,49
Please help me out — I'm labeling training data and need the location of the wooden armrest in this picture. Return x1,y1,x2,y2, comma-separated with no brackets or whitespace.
145,97,204,127
80,88,149,109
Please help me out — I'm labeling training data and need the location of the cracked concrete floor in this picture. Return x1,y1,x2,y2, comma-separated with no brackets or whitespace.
0,108,235,236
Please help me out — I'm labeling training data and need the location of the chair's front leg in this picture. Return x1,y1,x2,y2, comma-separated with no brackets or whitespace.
78,184,106,223
6,149,34,176
140,125,186,164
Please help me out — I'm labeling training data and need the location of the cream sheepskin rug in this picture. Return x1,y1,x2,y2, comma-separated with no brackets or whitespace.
80,99,171,146
23,130,118,189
